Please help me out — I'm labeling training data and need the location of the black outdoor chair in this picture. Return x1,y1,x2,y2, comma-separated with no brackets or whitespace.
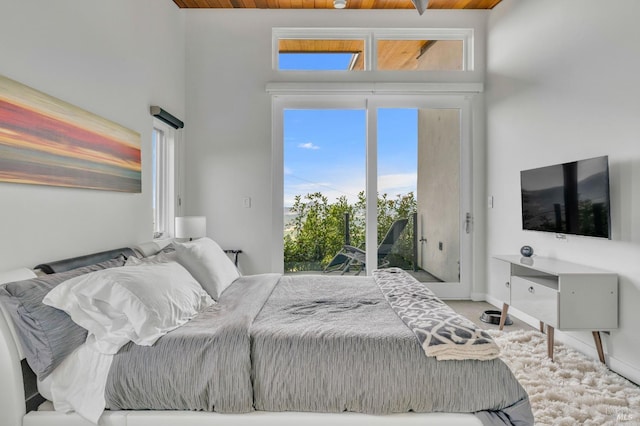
323,218,409,275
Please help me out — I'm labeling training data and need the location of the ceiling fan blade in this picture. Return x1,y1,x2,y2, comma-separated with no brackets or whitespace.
411,0,428,15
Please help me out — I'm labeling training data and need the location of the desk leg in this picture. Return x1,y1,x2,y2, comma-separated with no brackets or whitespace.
499,303,509,331
592,331,606,364
547,325,555,362
539,321,545,333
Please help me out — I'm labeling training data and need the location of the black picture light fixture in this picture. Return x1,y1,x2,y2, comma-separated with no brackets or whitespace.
150,106,184,129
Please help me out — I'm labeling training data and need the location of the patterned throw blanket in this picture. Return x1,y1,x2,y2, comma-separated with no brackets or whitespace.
373,268,500,361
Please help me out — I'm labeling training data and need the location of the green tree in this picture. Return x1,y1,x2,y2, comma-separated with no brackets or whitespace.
284,191,416,272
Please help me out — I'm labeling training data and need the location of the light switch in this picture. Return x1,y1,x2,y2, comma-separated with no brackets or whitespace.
243,197,251,208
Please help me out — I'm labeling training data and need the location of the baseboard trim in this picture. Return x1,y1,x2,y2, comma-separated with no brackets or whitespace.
484,296,640,386
470,292,485,302
425,282,471,300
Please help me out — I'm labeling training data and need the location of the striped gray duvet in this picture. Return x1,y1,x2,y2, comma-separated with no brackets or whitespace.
104,273,533,426
105,273,281,413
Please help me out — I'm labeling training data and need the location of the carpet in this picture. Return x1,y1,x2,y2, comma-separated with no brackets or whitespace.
488,330,640,426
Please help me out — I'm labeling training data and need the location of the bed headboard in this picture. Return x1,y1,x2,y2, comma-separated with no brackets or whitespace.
34,247,136,274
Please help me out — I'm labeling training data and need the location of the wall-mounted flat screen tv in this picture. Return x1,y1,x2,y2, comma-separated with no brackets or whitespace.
521,156,611,239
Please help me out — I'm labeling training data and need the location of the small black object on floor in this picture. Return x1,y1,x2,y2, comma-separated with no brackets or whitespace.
480,310,512,326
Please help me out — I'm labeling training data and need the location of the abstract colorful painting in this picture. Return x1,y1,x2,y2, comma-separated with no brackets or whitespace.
0,74,141,192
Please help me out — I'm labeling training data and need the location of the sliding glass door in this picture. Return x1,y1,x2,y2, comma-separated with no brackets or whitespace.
272,95,472,298
374,108,420,276
282,107,366,274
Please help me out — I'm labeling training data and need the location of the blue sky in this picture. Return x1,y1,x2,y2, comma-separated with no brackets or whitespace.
284,108,418,207
281,52,418,207
279,53,354,71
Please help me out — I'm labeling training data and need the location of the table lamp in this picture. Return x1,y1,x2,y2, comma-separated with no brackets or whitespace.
175,216,206,241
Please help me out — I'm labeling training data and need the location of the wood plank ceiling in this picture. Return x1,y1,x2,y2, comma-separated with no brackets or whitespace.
173,0,501,71
173,0,501,10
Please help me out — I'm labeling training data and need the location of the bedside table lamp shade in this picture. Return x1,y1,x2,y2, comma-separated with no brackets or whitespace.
175,216,206,240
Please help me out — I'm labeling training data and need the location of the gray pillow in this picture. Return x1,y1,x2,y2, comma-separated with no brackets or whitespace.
0,256,125,378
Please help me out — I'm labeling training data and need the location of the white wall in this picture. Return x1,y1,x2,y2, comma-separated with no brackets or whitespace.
0,0,185,271
486,0,640,382
184,9,487,275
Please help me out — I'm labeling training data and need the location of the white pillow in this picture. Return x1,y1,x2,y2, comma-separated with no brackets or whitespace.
174,237,240,301
43,262,214,354
125,249,177,266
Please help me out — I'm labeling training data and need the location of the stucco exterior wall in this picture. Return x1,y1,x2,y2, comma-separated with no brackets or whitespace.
417,108,460,282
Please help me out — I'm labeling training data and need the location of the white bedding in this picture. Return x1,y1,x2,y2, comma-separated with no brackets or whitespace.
43,262,213,355
37,261,216,424
40,343,113,424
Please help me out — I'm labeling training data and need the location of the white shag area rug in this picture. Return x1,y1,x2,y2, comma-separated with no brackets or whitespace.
488,330,640,426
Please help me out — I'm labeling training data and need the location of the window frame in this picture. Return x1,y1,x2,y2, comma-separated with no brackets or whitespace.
274,29,372,71
273,28,474,72
152,119,178,239
270,92,475,300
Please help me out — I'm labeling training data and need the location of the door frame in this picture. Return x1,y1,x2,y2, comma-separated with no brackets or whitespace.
367,95,473,298
271,95,366,274
271,88,477,299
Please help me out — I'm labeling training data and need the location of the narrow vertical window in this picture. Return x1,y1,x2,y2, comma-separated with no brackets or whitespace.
152,119,176,239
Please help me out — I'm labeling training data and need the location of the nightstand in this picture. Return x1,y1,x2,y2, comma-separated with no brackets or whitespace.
223,249,243,267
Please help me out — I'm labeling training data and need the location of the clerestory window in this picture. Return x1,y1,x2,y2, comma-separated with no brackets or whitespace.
274,28,473,72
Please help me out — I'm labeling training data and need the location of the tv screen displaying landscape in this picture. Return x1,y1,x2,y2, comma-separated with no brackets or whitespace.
521,156,610,239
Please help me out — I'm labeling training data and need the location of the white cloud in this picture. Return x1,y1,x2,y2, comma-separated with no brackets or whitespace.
298,142,320,150
283,173,416,207
378,173,417,195
284,180,365,207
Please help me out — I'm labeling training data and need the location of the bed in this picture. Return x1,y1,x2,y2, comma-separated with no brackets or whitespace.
0,238,533,426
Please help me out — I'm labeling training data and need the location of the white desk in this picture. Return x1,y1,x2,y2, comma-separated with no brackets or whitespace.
493,255,618,364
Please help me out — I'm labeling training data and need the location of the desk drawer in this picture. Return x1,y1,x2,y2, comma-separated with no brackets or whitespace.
511,276,558,327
